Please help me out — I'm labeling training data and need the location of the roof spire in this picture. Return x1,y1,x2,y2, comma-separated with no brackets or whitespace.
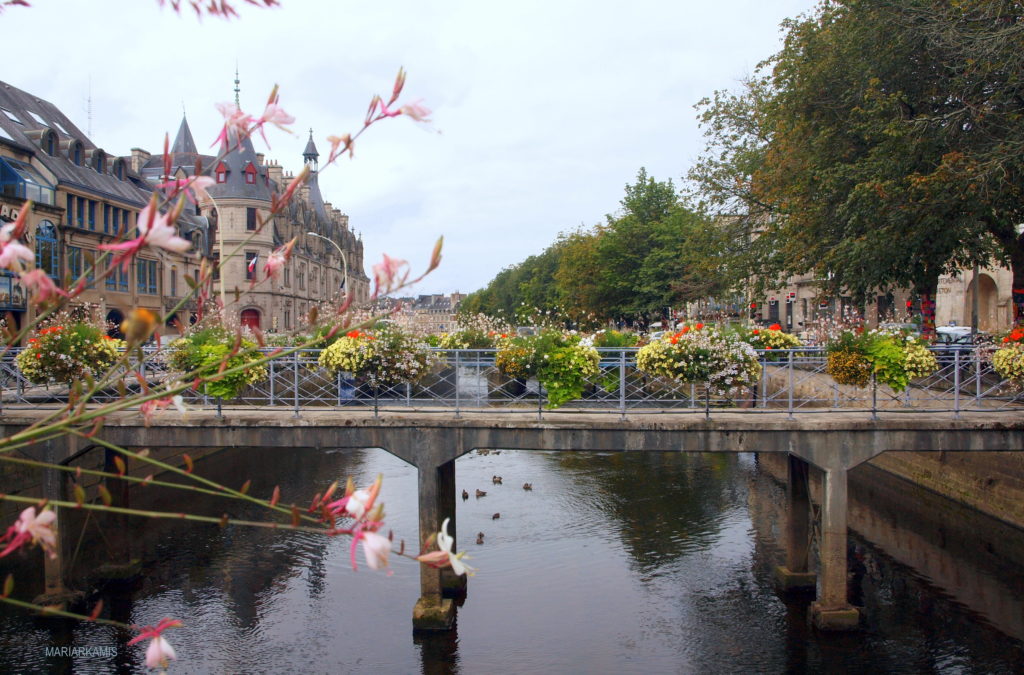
234,64,240,107
303,128,319,168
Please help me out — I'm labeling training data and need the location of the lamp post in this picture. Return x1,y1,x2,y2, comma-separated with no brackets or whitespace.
306,231,348,300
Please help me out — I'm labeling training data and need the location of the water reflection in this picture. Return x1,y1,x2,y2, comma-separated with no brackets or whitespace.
0,447,1021,673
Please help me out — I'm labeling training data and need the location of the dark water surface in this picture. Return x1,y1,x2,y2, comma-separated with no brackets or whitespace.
1,447,1022,674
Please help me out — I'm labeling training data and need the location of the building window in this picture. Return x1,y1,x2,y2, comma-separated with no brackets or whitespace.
170,268,177,297
245,164,257,184
284,310,291,330
215,162,227,183
283,267,290,287
72,142,82,166
67,246,82,281
298,265,305,290
93,151,105,173
76,198,84,228
246,207,257,231
44,133,55,156
245,251,257,280
87,200,96,230
103,204,110,233
34,221,58,279
113,161,124,180
137,259,158,295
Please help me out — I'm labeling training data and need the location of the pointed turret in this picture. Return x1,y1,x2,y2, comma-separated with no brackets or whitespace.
171,116,198,156
303,128,319,169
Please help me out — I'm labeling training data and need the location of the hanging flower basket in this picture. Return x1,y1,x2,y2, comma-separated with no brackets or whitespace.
16,322,123,384
319,325,431,389
991,327,1024,385
167,326,268,400
635,323,761,394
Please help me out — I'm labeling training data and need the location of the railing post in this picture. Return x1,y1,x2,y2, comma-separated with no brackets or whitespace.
216,396,222,419
758,354,767,409
406,381,411,408
704,385,710,420
787,350,794,419
974,346,981,403
454,350,461,418
293,350,300,418
618,349,626,420
269,358,276,406
871,371,878,421
953,349,961,419
338,370,343,408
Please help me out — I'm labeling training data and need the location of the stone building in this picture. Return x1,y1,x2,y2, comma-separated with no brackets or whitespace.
139,119,369,333
0,79,168,333
0,78,368,338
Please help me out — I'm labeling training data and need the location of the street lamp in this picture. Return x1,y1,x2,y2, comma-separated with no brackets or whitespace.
306,231,349,300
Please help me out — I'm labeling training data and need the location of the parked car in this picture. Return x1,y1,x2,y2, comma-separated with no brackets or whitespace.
932,325,992,379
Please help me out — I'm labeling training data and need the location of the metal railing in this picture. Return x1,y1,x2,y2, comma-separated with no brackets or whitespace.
1,347,1020,418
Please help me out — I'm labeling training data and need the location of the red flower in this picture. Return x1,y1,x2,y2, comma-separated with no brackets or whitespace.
695,323,704,330
752,330,760,336
769,323,782,331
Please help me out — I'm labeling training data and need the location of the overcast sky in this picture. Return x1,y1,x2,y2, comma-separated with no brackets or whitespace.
3,0,815,295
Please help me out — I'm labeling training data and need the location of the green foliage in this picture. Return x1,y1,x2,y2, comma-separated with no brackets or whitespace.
168,327,268,400
591,329,638,348
494,330,600,408
825,328,937,392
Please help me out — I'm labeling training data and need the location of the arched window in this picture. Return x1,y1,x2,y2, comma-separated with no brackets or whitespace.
34,220,59,279
71,141,82,166
112,158,125,180
93,150,106,173
43,130,56,156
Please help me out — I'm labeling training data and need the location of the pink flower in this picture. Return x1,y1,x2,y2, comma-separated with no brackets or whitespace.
264,239,295,279
254,97,294,148
0,237,33,273
212,102,255,148
348,525,391,572
416,517,475,576
399,101,432,123
0,215,34,273
156,175,216,204
140,395,187,426
326,474,382,520
18,269,68,303
99,201,191,270
371,254,409,298
128,618,181,670
0,506,58,559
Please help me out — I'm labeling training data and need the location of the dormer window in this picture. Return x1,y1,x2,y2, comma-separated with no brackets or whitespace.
244,163,257,185
71,141,83,166
112,159,125,180
215,161,228,184
93,149,106,173
43,130,56,156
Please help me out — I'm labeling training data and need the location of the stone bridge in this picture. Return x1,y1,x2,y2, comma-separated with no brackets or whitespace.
3,408,1023,631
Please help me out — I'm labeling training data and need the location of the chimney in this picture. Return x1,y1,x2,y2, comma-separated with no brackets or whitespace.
130,147,151,173
256,152,265,166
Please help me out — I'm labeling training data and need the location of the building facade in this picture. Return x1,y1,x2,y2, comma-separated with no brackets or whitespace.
0,79,368,339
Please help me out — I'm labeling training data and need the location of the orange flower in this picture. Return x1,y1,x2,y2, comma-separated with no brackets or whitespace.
695,323,704,330
752,330,760,336
769,323,782,331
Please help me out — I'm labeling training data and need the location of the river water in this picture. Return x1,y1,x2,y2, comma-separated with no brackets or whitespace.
1,447,1022,674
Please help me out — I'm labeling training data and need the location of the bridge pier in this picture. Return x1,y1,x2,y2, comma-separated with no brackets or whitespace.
810,466,860,630
413,458,459,631
774,455,815,592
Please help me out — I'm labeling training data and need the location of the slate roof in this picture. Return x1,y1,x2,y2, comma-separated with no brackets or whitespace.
0,80,150,206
